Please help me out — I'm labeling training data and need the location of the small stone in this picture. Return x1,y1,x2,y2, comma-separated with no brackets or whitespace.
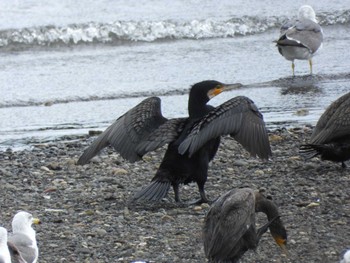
269,134,283,142
193,206,202,211
112,168,128,175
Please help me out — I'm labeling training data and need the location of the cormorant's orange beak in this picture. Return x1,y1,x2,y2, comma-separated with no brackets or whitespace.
208,83,242,99
273,235,288,253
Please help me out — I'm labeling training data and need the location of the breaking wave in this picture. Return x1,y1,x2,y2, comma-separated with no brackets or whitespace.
0,10,349,50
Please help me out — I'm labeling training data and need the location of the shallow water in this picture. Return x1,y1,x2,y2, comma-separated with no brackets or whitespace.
0,1,350,150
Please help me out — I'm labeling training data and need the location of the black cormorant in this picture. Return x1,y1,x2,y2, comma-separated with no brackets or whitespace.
275,5,323,76
203,188,287,263
78,80,271,203
300,92,350,168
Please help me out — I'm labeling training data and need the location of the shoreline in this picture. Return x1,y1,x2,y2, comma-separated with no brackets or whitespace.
0,127,349,262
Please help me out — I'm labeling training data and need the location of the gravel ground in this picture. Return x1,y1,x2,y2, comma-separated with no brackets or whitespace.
0,127,349,263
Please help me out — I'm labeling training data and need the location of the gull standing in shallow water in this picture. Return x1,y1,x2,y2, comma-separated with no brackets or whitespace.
276,5,323,76
8,212,40,263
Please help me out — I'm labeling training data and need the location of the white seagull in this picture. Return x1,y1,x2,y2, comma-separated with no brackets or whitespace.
0,227,11,263
276,5,323,76
8,212,40,263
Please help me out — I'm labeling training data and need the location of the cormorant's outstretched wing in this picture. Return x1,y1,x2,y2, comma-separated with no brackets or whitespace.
135,118,187,155
310,92,350,144
178,96,271,159
203,188,255,260
78,97,186,164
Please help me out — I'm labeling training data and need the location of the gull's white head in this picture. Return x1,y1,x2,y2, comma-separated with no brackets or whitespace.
298,5,317,23
12,211,40,236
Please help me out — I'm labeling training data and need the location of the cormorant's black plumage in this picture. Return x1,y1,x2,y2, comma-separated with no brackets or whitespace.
300,92,350,168
78,80,271,203
203,188,287,263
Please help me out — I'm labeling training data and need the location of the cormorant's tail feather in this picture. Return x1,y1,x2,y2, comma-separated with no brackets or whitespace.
299,144,321,159
131,181,171,202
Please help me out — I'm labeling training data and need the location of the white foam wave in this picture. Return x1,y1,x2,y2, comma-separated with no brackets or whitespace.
0,10,348,50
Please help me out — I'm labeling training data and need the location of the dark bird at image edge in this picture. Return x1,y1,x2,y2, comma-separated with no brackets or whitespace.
300,91,350,168
78,80,272,203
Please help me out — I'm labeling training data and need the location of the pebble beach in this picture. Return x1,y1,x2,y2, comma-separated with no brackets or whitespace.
0,127,349,263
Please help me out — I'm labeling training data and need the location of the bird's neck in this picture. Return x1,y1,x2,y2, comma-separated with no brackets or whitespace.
255,199,280,221
188,99,211,119
13,226,36,239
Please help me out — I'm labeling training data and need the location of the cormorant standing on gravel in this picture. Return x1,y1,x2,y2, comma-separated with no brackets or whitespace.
300,92,350,168
78,80,271,203
203,188,287,263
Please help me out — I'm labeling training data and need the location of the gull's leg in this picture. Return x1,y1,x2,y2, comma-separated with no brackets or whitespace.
309,59,313,75
291,61,295,76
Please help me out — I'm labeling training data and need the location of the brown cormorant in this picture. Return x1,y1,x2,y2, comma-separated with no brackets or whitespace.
275,5,323,76
78,80,271,203
203,188,287,263
300,92,350,168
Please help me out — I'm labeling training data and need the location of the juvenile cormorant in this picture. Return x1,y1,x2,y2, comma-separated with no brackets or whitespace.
203,188,287,263
276,5,323,76
78,80,271,203
300,92,350,168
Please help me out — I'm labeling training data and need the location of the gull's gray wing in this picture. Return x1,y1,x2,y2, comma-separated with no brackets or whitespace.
178,96,271,160
280,19,297,34
8,234,36,263
78,97,187,164
277,19,323,53
7,241,27,263
203,188,255,260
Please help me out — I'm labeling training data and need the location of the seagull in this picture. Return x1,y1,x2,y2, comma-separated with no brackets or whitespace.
276,5,323,76
0,227,11,263
340,249,350,263
8,212,40,263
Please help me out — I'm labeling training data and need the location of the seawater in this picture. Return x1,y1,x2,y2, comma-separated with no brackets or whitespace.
1,0,350,149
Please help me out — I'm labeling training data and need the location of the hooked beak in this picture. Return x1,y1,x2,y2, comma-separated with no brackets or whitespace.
208,83,242,99
223,83,243,91
273,235,288,254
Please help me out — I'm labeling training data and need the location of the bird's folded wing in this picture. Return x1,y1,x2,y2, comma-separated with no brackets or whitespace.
8,234,36,263
311,104,350,144
311,92,350,143
279,20,323,52
204,189,255,258
178,96,271,159
78,97,186,164
7,241,27,263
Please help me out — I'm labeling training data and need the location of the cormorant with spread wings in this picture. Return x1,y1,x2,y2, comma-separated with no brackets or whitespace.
78,80,271,203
